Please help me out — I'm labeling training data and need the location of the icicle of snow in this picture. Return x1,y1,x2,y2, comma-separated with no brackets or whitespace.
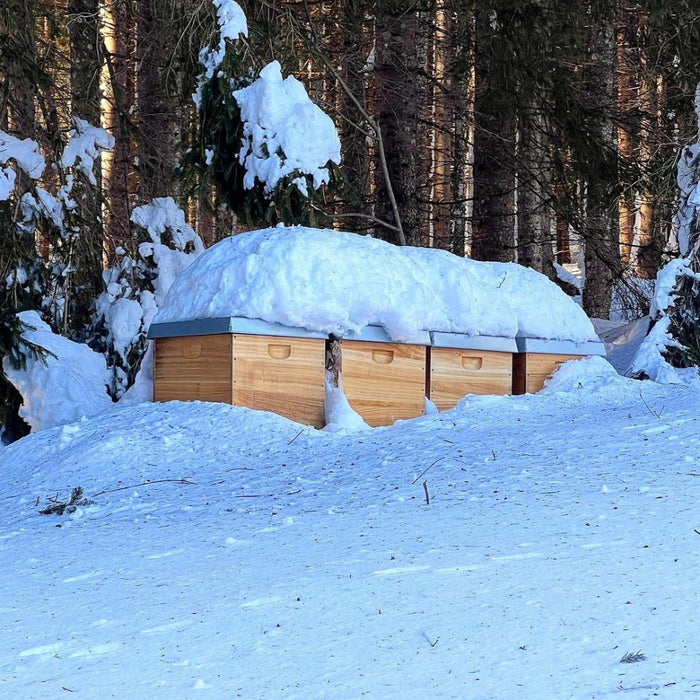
233,61,341,194
323,373,370,433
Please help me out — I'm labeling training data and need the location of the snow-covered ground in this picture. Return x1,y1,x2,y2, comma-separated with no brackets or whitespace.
1,358,698,699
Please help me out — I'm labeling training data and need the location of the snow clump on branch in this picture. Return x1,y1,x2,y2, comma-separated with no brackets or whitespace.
194,0,248,109
233,61,342,196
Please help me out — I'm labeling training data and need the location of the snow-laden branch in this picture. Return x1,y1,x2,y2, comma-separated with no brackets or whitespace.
233,61,341,196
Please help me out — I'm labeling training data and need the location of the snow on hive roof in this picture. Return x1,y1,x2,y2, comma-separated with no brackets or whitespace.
153,226,598,344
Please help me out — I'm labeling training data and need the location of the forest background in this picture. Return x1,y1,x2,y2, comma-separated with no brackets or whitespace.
2,0,700,441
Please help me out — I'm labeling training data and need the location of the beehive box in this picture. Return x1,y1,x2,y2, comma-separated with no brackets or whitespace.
512,337,606,395
333,326,429,427
148,317,327,428
428,333,517,410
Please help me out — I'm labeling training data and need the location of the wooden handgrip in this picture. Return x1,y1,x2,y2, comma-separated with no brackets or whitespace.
182,343,202,359
462,356,483,370
268,343,292,360
372,349,394,364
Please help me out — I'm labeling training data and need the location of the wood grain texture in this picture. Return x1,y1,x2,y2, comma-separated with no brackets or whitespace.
512,352,584,394
429,348,512,410
340,340,426,427
154,335,232,403
232,335,326,428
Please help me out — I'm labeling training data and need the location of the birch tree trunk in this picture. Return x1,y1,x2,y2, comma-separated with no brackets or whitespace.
518,105,555,278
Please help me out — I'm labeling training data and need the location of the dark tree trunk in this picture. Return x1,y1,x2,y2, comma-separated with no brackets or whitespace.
374,0,432,246
582,2,621,319
338,0,373,228
471,4,516,262
4,0,38,142
136,0,183,201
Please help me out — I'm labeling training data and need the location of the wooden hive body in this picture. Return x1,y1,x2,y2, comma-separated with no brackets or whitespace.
428,334,516,411
512,338,606,395
151,319,327,428
335,327,428,427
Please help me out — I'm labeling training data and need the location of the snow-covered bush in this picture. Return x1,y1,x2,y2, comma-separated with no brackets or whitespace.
3,311,112,433
633,85,700,380
0,123,113,441
93,198,204,398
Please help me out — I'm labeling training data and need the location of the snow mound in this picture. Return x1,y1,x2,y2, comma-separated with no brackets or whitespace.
3,312,113,432
154,226,598,344
541,355,622,394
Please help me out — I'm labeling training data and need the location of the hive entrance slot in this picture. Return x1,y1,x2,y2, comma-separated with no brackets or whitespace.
462,355,483,370
267,343,292,360
372,349,394,364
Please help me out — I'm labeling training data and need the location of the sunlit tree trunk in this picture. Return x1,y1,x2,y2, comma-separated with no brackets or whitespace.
428,0,453,250
448,2,473,258
101,0,135,255
68,0,105,328
616,0,637,267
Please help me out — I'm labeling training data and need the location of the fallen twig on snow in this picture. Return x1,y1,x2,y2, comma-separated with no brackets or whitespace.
422,631,439,647
91,478,195,497
412,457,444,484
287,429,305,445
639,390,662,419
39,487,93,515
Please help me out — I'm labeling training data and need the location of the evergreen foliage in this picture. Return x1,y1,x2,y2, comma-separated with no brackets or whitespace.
664,268,700,368
0,197,47,443
184,14,336,230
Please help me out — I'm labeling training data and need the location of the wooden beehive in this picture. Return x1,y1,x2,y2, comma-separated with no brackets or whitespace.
512,337,606,395
333,326,429,427
149,317,327,428
428,333,517,411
